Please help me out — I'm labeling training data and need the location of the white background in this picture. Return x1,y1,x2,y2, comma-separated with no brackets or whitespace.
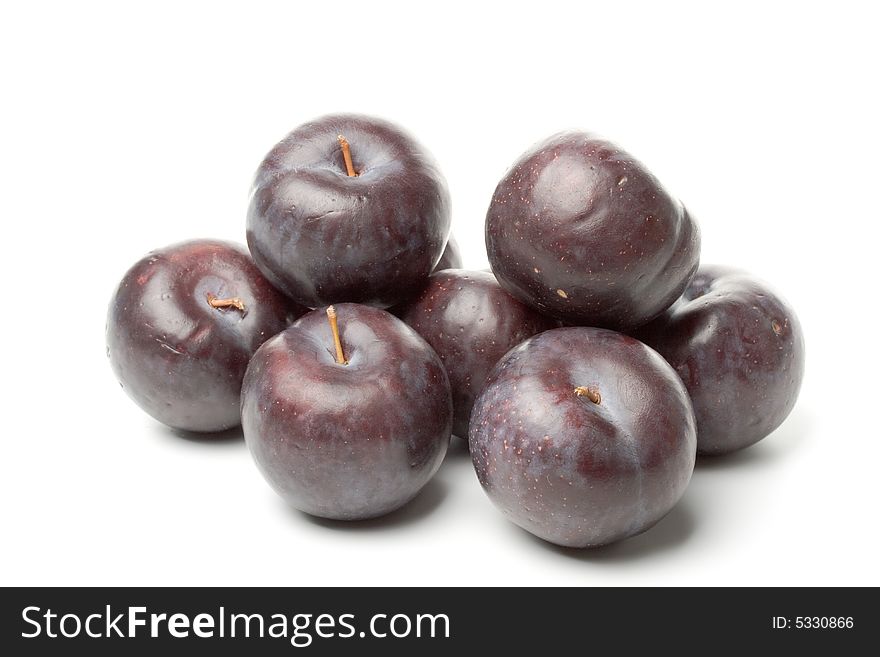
2,1,878,586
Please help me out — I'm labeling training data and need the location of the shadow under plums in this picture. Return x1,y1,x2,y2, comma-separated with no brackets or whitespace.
444,435,471,459
695,407,811,472
161,424,245,446
520,494,698,563
529,407,813,561
295,477,450,532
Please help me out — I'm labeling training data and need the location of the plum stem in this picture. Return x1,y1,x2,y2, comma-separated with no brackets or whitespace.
206,294,245,312
326,305,347,365
337,135,358,177
574,386,601,404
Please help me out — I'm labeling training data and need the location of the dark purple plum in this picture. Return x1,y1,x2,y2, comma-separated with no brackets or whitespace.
433,235,462,271
486,131,700,330
107,240,305,432
247,114,451,308
398,269,557,438
241,303,452,520
469,327,696,548
635,265,805,455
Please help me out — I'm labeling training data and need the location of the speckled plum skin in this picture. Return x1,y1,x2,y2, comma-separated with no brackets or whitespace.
434,235,462,271
469,327,696,548
486,132,700,330
635,266,805,455
241,303,452,520
398,269,557,438
107,240,304,432
247,114,451,308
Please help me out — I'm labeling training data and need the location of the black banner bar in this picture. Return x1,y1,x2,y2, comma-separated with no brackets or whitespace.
1,587,870,654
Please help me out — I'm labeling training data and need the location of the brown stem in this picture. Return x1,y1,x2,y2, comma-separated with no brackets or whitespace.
337,134,357,177
207,294,245,312
574,386,601,404
326,305,347,364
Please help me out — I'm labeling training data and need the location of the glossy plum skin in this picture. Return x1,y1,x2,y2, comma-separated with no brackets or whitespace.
469,327,696,548
241,304,452,520
107,240,305,432
247,114,451,309
434,235,462,271
486,132,700,330
635,266,805,455
398,269,557,438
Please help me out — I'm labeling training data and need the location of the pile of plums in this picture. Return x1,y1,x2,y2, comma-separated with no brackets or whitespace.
107,114,805,548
